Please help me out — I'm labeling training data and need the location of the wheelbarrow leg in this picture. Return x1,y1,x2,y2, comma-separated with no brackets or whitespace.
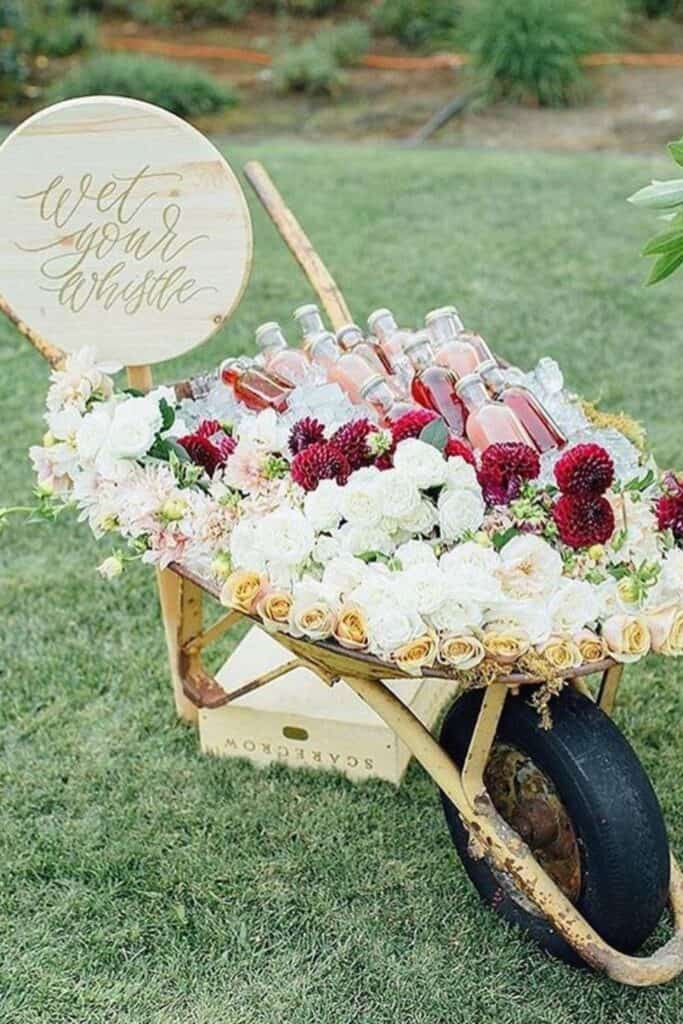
343,672,683,986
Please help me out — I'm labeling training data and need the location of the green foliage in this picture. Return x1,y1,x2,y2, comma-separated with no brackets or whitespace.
461,0,622,107
629,136,683,284
256,0,350,13
118,0,252,25
48,54,237,117
271,21,370,97
0,0,27,100
627,0,683,15
373,0,461,49
22,0,98,58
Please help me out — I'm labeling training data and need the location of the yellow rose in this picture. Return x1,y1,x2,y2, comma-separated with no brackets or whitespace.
391,632,437,675
334,604,369,650
438,634,485,670
537,636,583,673
602,614,651,664
646,604,683,657
576,629,608,664
293,602,336,641
257,589,294,632
220,570,264,614
483,629,530,665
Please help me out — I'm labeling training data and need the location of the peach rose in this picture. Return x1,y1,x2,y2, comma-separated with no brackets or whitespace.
334,604,369,650
256,589,294,632
220,570,264,614
537,635,583,673
646,603,683,657
602,614,651,664
576,628,608,664
391,631,437,675
438,634,486,670
483,629,530,665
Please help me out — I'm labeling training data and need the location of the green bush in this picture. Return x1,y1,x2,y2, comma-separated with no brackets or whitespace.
461,0,622,107
48,54,238,117
627,0,682,14
22,1,97,58
315,20,371,66
256,0,349,14
272,41,344,96
119,0,251,25
373,0,461,49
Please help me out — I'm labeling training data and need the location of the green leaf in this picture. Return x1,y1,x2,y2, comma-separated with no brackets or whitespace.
628,178,683,210
419,418,448,452
491,527,518,552
159,397,175,432
123,387,145,398
642,229,683,257
624,468,655,493
646,248,683,286
668,138,683,168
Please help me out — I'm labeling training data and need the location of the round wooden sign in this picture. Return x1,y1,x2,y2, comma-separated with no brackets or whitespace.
0,96,253,366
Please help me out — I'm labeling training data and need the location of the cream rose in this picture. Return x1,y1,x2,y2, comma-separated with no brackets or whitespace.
537,636,583,673
438,634,486,670
576,629,609,664
334,604,370,650
221,570,264,613
291,580,337,640
304,479,342,532
483,629,531,665
602,615,651,664
498,534,563,601
438,488,485,542
391,631,438,675
256,589,294,632
646,603,683,656
392,438,447,489
106,395,162,460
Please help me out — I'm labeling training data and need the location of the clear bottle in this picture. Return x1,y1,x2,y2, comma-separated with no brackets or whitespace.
404,333,467,436
366,308,414,389
305,330,344,372
220,357,292,414
293,303,326,344
255,321,313,387
359,375,419,424
455,373,533,452
478,359,566,453
425,306,480,375
337,322,406,395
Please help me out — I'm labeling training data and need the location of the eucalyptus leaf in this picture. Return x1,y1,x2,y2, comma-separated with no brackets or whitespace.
668,138,683,168
159,397,175,432
642,229,683,257
628,178,683,210
647,248,683,286
419,417,448,452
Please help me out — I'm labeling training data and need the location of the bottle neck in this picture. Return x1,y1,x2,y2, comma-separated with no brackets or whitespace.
406,339,436,373
361,377,394,414
337,325,364,350
427,311,461,348
295,309,324,338
260,337,287,357
457,376,491,412
308,332,341,365
479,361,506,396
370,312,397,343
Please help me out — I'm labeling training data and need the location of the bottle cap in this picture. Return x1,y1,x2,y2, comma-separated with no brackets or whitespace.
367,308,396,334
455,372,481,395
359,374,385,398
255,322,283,348
293,303,321,321
307,331,338,359
402,331,431,356
477,359,496,373
336,323,364,345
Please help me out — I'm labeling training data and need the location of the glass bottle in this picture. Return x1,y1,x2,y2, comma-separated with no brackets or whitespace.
220,357,292,414
425,306,480,375
366,308,414,389
255,321,313,387
293,303,326,344
430,304,497,364
337,322,406,395
478,359,566,453
404,333,467,436
359,375,420,425
455,373,533,452
329,350,379,402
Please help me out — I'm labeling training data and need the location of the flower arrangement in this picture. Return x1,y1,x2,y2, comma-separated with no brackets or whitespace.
5,342,683,688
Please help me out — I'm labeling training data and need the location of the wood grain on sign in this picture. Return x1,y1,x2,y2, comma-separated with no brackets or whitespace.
0,96,253,366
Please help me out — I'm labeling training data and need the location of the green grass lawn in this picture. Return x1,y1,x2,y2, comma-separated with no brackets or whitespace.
2,142,683,1023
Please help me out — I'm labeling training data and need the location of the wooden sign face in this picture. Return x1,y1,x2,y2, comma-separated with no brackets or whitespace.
0,96,253,366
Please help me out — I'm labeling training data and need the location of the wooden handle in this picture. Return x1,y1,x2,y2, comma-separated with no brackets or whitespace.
244,160,353,331
0,292,66,369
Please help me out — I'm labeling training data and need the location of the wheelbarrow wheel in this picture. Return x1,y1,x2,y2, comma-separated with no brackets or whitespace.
439,685,670,967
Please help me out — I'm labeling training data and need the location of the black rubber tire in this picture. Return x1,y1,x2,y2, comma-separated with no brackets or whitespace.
439,685,670,967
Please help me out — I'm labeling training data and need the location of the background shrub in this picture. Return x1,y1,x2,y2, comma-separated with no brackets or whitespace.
22,1,98,58
315,21,371,65
626,0,683,14
122,0,251,25
48,53,238,117
272,20,370,96
255,0,350,14
461,0,622,107
373,0,461,49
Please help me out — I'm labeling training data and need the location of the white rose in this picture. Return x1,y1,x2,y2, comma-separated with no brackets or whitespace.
443,456,481,495
440,541,504,607
498,534,563,601
75,403,114,465
393,438,447,489
237,408,288,452
322,555,370,598
338,522,395,557
549,579,600,636
438,489,485,542
350,572,398,615
312,533,343,564
486,598,552,645
428,586,484,634
377,469,423,526
395,540,438,570
366,600,425,656
304,479,342,532
398,567,447,616
106,395,162,460
258,507,315,568
662,548,683,598
341,470,382,527
396,498,439,536
230,517,266,571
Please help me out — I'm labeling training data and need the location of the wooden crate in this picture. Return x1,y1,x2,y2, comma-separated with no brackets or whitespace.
199,627,458,784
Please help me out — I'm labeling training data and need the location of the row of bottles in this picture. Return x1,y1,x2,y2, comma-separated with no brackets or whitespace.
219,303,566,456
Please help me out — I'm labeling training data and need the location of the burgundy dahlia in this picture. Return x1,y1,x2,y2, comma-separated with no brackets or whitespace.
288,416,326,455
178,434,224,477
196,418,223,441
445,436,476,466
478,443,541,505
390,408,439,446
291,441,351,492
553,494,615,549
554,443,614,497
329,418,378,471
656,493,683,541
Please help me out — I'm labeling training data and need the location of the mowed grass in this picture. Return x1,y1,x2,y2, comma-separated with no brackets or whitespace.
2,142,683,1023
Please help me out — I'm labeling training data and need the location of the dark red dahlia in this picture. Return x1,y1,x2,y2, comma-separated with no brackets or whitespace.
390,408,439,446
554,443,614,497
656,493,683,540
329,418,378,471
445,436,476,466
178,434,224,477
553,494,615,549
478,443,541,505
291,441,350,492
214,433,237,462
196,418,223,441
289,416,326,455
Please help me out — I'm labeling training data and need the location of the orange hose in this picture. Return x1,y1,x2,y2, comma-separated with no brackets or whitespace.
106,36,683,71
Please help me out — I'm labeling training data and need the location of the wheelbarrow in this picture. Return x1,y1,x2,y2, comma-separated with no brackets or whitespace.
4,154,683,988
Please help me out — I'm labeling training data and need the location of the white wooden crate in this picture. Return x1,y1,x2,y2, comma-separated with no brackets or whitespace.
199,627,458,784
